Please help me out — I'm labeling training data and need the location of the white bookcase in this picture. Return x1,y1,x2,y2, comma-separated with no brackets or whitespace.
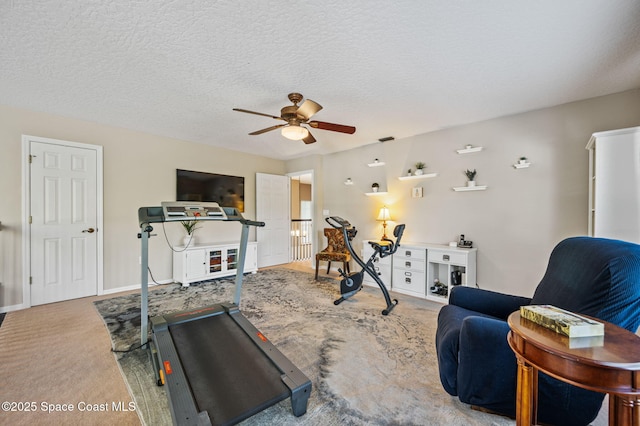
173,241,258,286
586,126,640,243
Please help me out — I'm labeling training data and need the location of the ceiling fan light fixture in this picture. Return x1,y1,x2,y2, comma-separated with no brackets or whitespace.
281,125,309,140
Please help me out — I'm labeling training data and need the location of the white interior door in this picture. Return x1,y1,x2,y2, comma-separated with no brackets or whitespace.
256,173,290,267
29,139,100,305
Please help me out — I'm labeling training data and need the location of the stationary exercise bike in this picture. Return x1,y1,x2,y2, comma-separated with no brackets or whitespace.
325,216,405,315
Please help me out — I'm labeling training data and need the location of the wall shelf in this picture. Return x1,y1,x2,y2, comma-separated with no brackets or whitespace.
453,185,487,192
365,191,388,196
456,146,483,154
513,162,531,169
367,160,385,167
398,173,438,181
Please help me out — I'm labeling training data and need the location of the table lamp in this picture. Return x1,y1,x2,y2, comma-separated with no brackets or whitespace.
376,206,391,239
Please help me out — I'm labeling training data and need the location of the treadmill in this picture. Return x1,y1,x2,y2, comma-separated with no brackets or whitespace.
138,202,312,425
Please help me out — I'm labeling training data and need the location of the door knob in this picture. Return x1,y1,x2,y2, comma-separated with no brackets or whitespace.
82,228,96,233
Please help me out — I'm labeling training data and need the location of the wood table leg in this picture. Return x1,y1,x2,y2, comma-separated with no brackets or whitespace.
515,357,537,425
609,394,640,426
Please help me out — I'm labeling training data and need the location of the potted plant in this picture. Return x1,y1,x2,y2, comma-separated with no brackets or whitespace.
180,220,200,245
371,182,380,192
464,169,477,187
414,162,426,175
519,156,528,164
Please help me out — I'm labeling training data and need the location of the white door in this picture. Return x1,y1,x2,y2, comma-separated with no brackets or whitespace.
29,139,100,305
256,173,290,267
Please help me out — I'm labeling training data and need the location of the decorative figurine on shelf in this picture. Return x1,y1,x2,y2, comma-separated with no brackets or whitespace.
414,162,425,175
371,182,380,192
464,169,477,187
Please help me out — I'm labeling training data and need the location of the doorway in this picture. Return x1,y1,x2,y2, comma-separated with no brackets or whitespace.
22,135,103,306
289,171,314,266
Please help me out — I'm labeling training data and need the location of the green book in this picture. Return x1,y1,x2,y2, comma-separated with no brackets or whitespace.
520,305,604,338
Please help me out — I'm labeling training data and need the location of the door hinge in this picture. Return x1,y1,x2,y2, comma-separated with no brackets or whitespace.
29,276,32,285
29,216,32,224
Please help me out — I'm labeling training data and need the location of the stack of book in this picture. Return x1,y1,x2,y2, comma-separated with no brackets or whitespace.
520,305,604,338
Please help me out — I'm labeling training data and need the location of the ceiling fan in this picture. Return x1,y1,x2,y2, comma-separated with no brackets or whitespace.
233,93,356,144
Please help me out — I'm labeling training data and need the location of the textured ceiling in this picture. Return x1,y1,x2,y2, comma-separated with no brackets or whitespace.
1,1,639,160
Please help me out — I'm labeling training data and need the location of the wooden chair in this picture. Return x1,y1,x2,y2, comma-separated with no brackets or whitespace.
315,228,351,280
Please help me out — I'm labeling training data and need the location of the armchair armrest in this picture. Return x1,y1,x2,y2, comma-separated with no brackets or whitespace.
449,286,532,320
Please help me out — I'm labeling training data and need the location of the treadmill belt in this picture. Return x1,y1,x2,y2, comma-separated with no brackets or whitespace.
169,313,289,426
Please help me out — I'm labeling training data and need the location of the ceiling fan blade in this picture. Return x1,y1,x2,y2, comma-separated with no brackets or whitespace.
233,108,284,121
308,121,356,134
249,124,286,135
296,99,322,120
302,131,316,144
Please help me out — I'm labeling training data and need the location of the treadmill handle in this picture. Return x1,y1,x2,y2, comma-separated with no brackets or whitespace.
242,219,265,227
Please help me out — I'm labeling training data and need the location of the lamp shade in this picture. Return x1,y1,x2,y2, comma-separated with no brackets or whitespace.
281,125,309,140
377,206,391,221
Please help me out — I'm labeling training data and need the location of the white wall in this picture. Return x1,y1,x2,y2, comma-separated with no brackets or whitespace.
0,105,285,309
303,90,640,297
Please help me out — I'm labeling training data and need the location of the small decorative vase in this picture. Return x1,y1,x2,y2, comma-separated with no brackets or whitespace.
519,159,527,165
467,180,476,187
372,187,378,192
414,169,424,176
183,235,196,246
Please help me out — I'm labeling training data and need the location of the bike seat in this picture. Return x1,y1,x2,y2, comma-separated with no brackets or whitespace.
369,224,405,257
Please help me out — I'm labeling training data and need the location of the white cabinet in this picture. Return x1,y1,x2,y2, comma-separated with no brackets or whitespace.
173,241,258,286
426,245,477,303
361,240,477,303
586,126,640,243
392,245,427,298
361,241,392,289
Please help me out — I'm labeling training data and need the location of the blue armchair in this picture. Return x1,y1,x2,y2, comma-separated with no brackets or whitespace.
436,236,640,426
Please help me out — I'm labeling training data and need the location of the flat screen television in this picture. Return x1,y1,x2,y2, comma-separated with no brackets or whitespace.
176,169,244,212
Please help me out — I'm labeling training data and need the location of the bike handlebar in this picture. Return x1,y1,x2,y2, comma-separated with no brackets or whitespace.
325,216,351,229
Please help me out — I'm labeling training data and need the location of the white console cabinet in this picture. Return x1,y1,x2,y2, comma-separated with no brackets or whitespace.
361,241,476,303
392,245,427,298
426,245,477,303
173,241,258,286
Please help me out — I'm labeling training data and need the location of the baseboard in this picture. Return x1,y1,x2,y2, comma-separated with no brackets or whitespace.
101,279,173,295
0,303,27,314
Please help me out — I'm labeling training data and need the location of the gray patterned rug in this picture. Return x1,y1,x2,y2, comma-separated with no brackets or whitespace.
94,268,514,425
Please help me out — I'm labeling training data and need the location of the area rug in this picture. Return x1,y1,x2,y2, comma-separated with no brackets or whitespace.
94,268,514,425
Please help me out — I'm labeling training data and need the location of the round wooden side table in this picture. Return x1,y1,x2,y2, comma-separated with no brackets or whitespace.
507,311,640,426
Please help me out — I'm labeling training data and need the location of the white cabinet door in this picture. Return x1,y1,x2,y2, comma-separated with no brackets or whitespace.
185,249,207,280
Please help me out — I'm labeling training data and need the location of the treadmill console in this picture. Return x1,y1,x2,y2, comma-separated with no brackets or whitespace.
161,201,227,221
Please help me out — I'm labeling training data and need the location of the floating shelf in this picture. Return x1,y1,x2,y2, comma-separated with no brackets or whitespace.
453,185,487,192
456,146,483,154
365,191,388,196
513,162,531,169
367,160,385,167
398,173,438,181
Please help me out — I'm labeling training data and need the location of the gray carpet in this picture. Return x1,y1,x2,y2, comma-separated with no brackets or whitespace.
94,268,514,425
